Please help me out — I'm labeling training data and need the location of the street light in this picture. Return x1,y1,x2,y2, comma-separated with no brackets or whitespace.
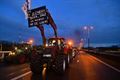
79,38,84,49
15,47,18,50
67,40,74,47
29,39,33,44
25,47,28,50
28,39,34,47
83,26,94,50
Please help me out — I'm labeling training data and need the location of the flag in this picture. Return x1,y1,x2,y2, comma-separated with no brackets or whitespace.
26,0,31,10
22,2,28,19
22,0,31,19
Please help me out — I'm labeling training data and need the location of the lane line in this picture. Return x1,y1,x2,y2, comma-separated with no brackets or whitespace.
87,53,120,73
10,71,31,80
8,68,29,76
10,52,120,80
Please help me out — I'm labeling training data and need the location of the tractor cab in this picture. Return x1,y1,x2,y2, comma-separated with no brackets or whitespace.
48,38,65,47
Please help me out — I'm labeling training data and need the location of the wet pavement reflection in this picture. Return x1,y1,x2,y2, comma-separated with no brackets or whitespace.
25,52,120,80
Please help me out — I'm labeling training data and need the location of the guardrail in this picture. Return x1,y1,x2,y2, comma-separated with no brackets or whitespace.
84,49,120,62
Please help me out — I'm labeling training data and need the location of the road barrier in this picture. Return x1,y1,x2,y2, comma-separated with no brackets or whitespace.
85,50,120,62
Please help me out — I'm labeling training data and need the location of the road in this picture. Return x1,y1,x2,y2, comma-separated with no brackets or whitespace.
0,51,120,80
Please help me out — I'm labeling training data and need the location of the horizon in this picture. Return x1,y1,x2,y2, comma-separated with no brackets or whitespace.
0,39,120,48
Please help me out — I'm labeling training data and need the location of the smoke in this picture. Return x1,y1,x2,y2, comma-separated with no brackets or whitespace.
73,27,84,44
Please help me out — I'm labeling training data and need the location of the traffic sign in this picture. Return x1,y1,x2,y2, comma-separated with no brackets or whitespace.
28,6,48,27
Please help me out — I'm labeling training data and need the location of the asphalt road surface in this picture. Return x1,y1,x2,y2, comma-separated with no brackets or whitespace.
0,51,120,80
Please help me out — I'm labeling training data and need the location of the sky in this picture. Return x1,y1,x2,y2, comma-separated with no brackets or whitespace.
0,0,120,46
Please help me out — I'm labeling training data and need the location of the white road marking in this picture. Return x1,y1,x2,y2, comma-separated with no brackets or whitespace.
87,53,120,73
8,72,15,76
10,52,120,80
10,71,31,80
8,68,29,77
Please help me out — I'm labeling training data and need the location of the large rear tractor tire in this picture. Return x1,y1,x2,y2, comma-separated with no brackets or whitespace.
65,54,70,68
54,55,67,74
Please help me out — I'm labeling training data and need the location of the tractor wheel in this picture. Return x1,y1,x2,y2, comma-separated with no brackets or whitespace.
65,54,70,68
55,55,66,74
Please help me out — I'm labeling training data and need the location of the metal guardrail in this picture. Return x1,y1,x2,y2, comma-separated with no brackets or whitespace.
84,49,120,62
84,49,120,57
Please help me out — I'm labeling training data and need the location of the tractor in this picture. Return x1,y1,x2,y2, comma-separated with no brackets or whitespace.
30,37,73,74
22,3,73,74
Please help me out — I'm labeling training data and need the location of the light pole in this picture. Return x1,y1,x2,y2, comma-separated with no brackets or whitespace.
84,26,93,50
0,43,2,51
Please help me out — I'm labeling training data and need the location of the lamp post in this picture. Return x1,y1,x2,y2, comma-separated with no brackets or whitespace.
79,38,84,49
84,26,93,50
0,43,2,51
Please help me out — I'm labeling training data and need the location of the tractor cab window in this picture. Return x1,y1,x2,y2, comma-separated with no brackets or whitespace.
48,39,65,47
48,40,57,46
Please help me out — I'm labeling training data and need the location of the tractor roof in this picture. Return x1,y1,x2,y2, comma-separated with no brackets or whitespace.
48,37,65,41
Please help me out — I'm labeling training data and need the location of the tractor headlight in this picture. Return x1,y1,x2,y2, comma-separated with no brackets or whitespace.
9,52,16,56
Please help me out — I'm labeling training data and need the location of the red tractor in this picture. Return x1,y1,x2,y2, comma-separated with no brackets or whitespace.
22,4,73,74
30,37,73,74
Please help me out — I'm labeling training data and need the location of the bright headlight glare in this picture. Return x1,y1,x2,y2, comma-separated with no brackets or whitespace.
9,52,15,55
12,52,15,55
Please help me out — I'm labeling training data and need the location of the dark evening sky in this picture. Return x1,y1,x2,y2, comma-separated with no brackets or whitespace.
0,0,120,46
